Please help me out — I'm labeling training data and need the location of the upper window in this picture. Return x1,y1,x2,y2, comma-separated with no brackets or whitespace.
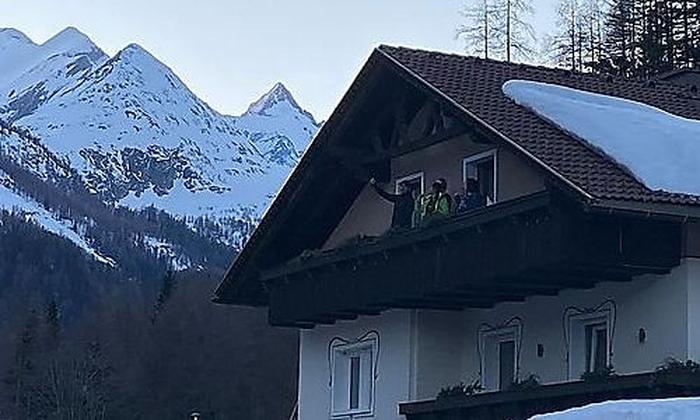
395,172,424,195
463,150,497,205
567,312,611,379
330,339,376,417
479,325,520,391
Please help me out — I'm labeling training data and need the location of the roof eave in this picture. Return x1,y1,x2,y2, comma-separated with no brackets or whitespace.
587,198,700,221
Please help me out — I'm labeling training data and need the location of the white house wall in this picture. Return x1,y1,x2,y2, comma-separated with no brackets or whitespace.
685,258,700,361
298,310,414,420
414,258,697,400
297,258,700,418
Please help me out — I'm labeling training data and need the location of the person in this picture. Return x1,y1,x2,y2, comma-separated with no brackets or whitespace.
457,178,487,213
370,177,416,230
419,178,452,225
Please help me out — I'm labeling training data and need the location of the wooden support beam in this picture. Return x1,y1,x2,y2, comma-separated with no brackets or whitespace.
270,320,316,329
427,292,526,305
297,317,336,325
265,195,682,327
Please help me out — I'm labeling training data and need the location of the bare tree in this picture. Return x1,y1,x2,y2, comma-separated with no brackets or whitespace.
580,0,607,71
457,0,500,59
546,0,584,71
493,0,537,61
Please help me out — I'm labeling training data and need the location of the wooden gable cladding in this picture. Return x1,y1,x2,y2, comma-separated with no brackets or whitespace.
264,193,681,328
326,75,470,184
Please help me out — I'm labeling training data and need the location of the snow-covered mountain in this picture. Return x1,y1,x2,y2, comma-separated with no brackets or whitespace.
0,27,319,269
0,27,108,122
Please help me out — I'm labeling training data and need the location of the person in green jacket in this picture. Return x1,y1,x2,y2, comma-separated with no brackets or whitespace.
419,178,453,226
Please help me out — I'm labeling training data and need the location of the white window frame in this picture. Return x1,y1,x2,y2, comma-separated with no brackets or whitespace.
462,149,498,205
395,171,425,195
479,325,520,391
330,338,377,418
567,311,612,380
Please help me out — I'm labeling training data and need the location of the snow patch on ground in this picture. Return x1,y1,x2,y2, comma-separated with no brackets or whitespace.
142,235,191,271
503,80,700,196
530,397,700,419
0,169,116,266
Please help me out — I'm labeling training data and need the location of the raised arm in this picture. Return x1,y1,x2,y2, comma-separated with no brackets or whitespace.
370,179,400,203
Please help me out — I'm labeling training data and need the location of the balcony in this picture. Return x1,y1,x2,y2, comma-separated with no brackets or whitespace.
262,192,681,328
400,371,700,420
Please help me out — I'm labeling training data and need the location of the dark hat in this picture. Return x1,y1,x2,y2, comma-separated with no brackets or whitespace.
433,178,447,191
433,178,447,187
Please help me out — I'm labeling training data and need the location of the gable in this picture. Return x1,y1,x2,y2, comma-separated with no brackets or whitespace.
215,45,700,307
379,45,700,206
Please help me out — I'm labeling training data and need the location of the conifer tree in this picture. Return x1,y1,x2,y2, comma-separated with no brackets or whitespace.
5,310,40,418
152,270,177,323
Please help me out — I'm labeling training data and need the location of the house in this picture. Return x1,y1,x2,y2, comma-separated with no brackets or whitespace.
214,45,700,420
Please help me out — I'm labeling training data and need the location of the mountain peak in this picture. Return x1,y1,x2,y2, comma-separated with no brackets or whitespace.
122,42,148,55
245,82,317,125
44,26,99,54
246,82,295,115
0,28,35,47
116,43,166,68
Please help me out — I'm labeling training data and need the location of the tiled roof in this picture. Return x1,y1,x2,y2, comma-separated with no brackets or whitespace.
379,45,700,205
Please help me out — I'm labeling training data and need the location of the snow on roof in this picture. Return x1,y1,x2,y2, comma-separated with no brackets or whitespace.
503,79,700,197
529,397,700,419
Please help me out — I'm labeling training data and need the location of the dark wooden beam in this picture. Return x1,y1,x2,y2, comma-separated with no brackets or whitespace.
430,290,529,301
393,299,466,311
267,194,682,327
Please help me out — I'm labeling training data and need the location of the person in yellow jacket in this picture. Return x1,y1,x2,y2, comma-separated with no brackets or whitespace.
418,178,453,226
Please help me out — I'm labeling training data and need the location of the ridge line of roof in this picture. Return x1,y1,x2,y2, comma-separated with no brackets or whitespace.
375,46,595,202
377,44,690,93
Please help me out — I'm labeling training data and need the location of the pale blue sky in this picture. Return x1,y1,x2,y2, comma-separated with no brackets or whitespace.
0,0,557,120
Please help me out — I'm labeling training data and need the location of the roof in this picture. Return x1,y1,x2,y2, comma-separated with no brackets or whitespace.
378,45,700,205
215,45,700,306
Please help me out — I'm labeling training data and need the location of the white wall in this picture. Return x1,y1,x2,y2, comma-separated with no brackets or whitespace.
414,258,699,400
298,310,414,420
298,258,700,418
685,259,700,361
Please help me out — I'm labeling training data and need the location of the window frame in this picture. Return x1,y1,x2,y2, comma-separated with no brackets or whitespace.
479,325,520,391
462,149,498,205
567,311,612,379
395,171,425,195
330,339,377,418
586,322,608,374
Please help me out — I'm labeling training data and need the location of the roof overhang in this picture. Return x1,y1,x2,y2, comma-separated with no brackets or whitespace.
213,46,699,308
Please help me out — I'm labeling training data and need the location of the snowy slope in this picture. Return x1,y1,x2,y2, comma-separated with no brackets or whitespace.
0,28,319,229
503,80,700,196
0,167,115,266
529,397,700,419
0,27,108,122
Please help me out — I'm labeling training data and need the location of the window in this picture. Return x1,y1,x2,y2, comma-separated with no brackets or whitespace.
567,313,611,379
463,150,497,205
331,340,376,417
395,172,424,195
585,322,608,374
480,326,520,391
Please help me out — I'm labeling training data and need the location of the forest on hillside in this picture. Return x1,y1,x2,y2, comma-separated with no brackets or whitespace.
0,221,298,420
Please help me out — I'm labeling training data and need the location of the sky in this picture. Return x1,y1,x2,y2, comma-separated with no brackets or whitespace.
0,0,558,121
